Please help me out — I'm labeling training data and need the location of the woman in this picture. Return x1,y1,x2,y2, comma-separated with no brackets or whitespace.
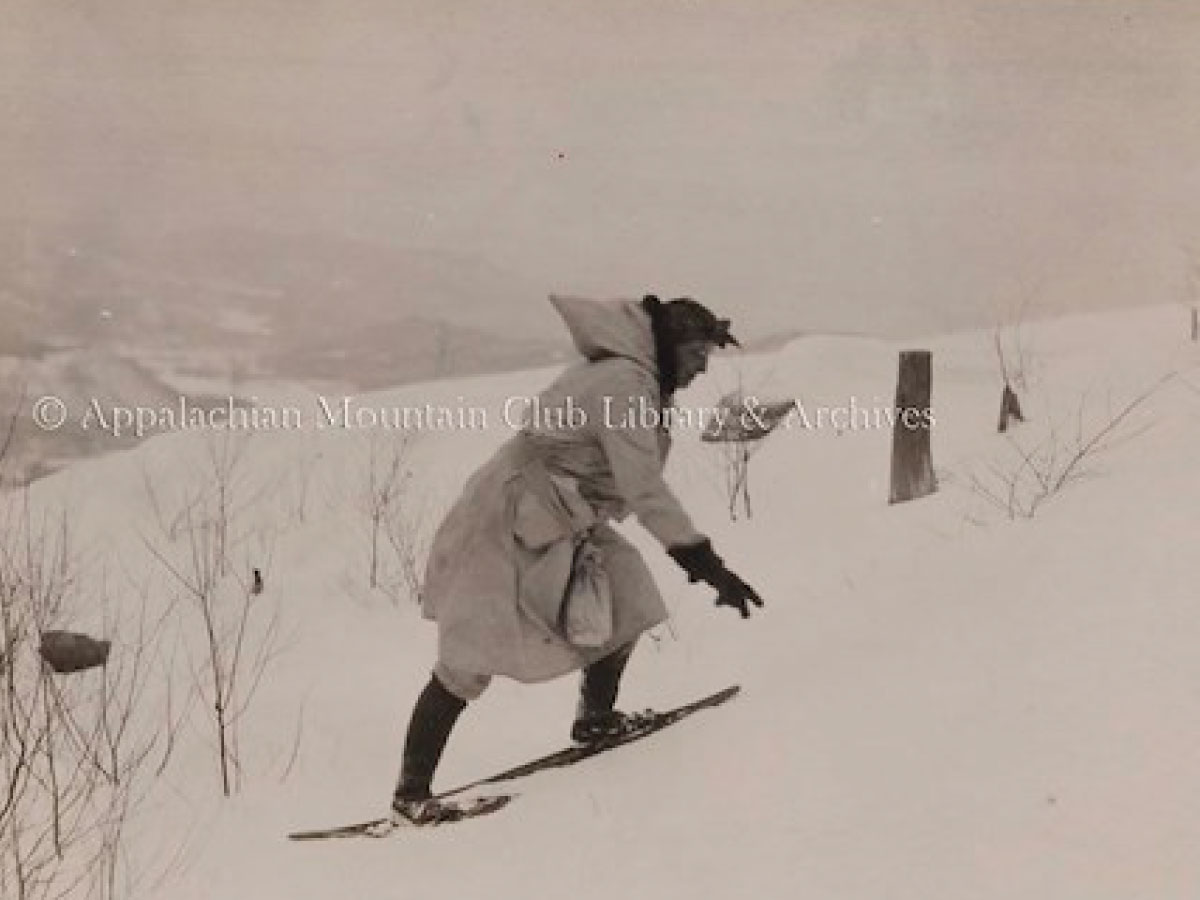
392,294,764,824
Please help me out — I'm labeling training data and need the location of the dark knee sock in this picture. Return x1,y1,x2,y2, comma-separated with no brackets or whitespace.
578,643,635,717
394,674,467,802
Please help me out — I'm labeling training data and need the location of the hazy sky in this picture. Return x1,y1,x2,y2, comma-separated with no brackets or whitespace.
4,0,1199,336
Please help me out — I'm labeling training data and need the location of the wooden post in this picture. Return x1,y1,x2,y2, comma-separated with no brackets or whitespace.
889,350,937,504
997,383,1025,433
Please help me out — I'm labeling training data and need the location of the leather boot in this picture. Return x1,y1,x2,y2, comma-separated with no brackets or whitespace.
393,674,466,804
572,642,636,742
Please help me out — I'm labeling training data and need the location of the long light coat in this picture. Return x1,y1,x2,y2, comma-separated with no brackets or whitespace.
420,296,706,682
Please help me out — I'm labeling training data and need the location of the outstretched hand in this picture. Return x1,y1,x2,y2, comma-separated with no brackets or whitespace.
667,539,765,620
712,569,764,619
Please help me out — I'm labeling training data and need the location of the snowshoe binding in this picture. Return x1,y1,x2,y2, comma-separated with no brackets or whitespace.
391,795,467,826
570,709,656,745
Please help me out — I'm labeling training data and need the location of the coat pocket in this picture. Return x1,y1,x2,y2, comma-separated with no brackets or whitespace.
512,490,567,550
512,471,596,550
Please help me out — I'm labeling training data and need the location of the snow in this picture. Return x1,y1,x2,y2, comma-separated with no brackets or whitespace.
10,303,1200,899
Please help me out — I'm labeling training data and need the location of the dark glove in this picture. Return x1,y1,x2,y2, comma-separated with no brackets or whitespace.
709,568,764,619
667,539,764,619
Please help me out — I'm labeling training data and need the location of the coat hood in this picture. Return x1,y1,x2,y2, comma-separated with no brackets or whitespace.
548,295,657,374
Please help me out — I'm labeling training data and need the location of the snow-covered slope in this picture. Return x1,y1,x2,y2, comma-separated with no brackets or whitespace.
11,303,1200,900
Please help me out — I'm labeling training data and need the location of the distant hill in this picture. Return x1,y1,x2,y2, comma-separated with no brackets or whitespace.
0,220,574,484
0,348,257,487
1,218,565,343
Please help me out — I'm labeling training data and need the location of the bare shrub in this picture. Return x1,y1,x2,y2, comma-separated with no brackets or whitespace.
993,315,1034,397
0,496,166,900
357,432,429,602
283,443,316,526
140,434,282,797
382,488,432,605
701,389,797,520
967,372,1175,519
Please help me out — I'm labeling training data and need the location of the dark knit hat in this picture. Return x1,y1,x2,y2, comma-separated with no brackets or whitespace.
661,298,740,348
